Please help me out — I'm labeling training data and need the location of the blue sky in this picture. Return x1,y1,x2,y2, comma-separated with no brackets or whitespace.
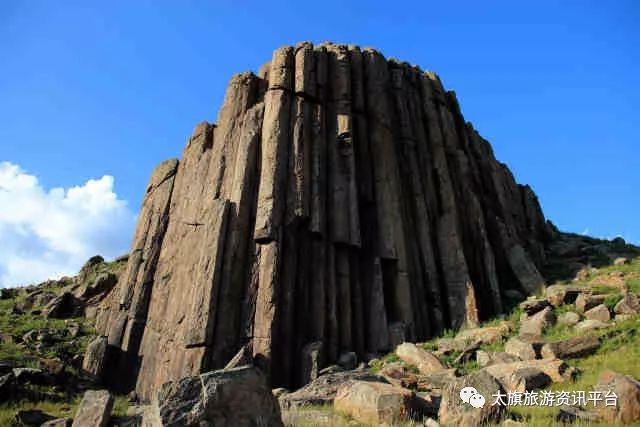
0,1,638,286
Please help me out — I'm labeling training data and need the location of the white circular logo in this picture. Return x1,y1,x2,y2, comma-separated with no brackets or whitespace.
469,393,486,408
459,386,478,403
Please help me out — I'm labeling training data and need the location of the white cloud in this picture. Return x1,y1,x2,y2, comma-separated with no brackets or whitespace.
0,161,135,287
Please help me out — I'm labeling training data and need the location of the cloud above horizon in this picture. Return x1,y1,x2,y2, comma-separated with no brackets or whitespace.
0,161,135,288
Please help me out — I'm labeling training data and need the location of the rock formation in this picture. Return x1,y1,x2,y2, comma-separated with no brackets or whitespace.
91,42,551,401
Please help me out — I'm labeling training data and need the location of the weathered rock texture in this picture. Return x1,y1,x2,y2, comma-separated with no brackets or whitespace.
92,42,550,401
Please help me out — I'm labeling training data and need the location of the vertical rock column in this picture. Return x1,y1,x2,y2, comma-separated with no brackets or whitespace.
252,46,294,381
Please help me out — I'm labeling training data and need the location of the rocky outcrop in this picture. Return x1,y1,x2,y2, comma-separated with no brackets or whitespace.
92,42,551,400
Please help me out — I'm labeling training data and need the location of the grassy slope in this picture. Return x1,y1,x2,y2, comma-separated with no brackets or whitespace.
0,259,128,423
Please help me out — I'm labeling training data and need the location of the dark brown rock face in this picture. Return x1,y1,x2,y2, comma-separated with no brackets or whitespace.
93,42,550,401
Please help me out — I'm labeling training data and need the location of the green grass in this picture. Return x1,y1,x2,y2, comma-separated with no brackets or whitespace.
505,315,640,426
0,397,80,426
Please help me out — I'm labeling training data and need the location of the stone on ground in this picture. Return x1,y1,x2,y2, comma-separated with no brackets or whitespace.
438,370,505,426
584,304,611,322
157,366,282,426
71,389,113,427
395,342,445,375
334,380,420,425
593,370,640,424
541,335,600,359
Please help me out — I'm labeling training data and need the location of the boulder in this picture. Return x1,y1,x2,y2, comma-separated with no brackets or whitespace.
43,292,83,319
415,370,459,391
395,343,445,375
575,319,608,332
518,298,550,315
82,336,109,380
438,370,505,426
545,285,581,307
14,290,57,311
584,304,611,322
280,370,387,409
556,405,599,423
483,358,574,386
476,351,521,368
557,311,581,326
541,335,600,359
613,257,628,266
379,363,456,391
575,293,606,314
504,337,541,360
519,306,555,339
454,323,511,347
503,367,551,393
614,293,640,315
75,272,118,301
71,390,113,427
594,370,640,423
334,381,420,425
157,366,282,426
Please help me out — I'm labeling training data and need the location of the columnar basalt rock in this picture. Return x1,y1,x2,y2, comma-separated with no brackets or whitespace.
93,42,550,401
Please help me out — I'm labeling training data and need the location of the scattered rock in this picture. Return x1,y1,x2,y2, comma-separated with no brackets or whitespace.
594,370,640,423
541,335,600,359
615,293,640,315
575,293,606,314
71,389,113,427
483,358,574,385
415,370,459,391
519,306,555,339
476,351,521,368
157,366,282,426
334,380,420,425
584,304,611,322
519,298,550,315
396,343,445,375
43,292,83,319
557,311,581,326
454,323,511,347
575,319,608,332
439,370,505,426
556,405,599,423
504,337,541,360
280,370,387,409
545,285,581,307
504,367,552,393
75,272,118,301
